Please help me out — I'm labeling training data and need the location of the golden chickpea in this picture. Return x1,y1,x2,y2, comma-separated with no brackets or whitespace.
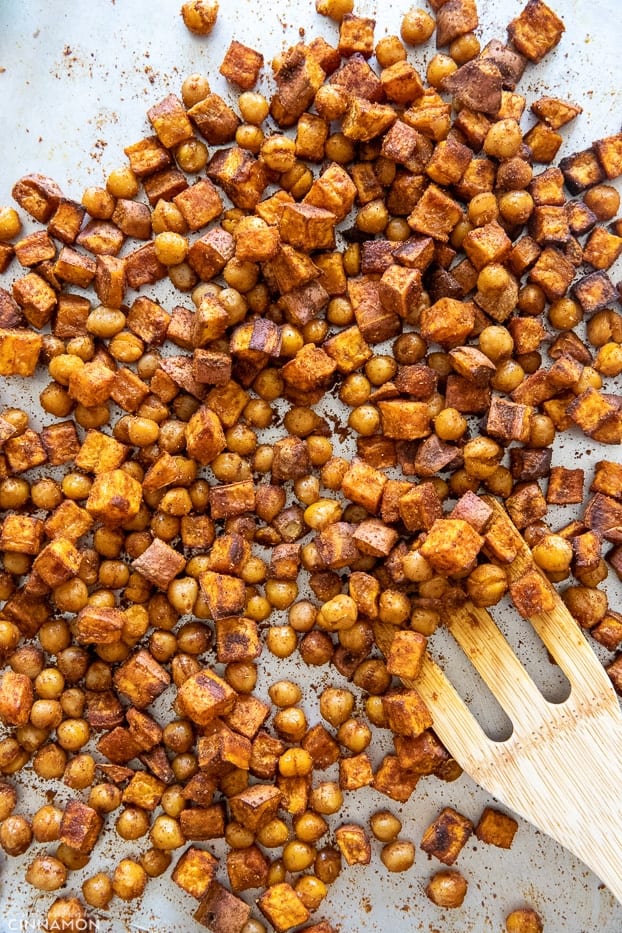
82,872,113,909
375,35,407,67
273,706,307,743
268,680,302,707
309,781,343,815
241,922,267,933
294,811,328,844
427,53,457,88
279,748,314,778
317,594,358,632
175,138,208,173
492,359,524,393
426,869,468,907
348,404,380,436
466,564,508,608
304,498,343,531
32,805,63,843
356,198,390,234
314,845,342,884
82,185,115,219
449,32,480,64
0,814,32,855
381,839,416,872
140,848,172,878
46,897,89,932
498,189,534,225
295,874,328,910
152,198,187,233
532,535,573,574
113,859,147,900
238,91,270,124
150,814,185,850
33,743,67,780
116,806,150,841
325,132,356,164
401,7,435,45
88,783,122,814
337,718,372,753
379,589,411,625
314,84,348,121
0,206,22,240
563,585,608,628
315,0,353,22
370,810,402,842
56,718,90,752
0,784,16,822
26,855,67,891
283,840,316,872
265,582,298,611
181,72,210,107
319,687,355,728
289,600,317,633
505,907,543,933
255,818,289,849
468,192,499,227
584,184,620,221
181,0,218,34
260,135,296,172
154,231,188,266
484,119,523,159
106,166,138,198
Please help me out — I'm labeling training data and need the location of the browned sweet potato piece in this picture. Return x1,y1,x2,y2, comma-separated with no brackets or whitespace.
421,807,474,864
475,807,518,848
507,0,565,63
220,40,264,90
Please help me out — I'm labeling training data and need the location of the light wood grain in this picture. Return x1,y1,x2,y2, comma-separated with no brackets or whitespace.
374,499,622,903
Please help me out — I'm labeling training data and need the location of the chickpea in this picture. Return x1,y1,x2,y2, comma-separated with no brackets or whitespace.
484,119,523,159
426,869,468,907
33,744,67,780
26,855,67,891
449,32,480,64
381,839,416,872
113,858,147,900
154,231,188,265
375,35,407,67
314,846,342,884
238,91,270,124
260,135,296,173
269,680,302,707
0,814,32,855
175,138,208,173
32,805,63,843
82,872,114,909
317,594,357,632
0,206,22,240
116,806,150,841
563,585,608,628
279,748,314,778
181,0,219,35
88,782,122,814
283,840,316,872
532,534,573,574
427,53,457,88
141,847,172,877
336,718,372,754
273,706,307,743
294,811,328,844
46,898,89,933
401,7,435,45
309,781,343,815
150,814,185,850
319,687,355,727
0,784,17,822
241,922,267,933
584,184,620,221
106,165,138,199
505,907,544,933
266,624,297,658
315,0,353,22
466,564,508,608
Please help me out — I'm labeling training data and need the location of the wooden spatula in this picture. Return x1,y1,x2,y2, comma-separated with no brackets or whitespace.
374,495,622,903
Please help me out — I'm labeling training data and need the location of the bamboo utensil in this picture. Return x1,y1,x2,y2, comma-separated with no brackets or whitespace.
375,496,622,903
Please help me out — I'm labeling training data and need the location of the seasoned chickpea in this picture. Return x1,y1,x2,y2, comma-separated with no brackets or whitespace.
434,407,467,441
154,231,188,266
314,845,342,884
82,872,113,909
375,35,407,67
348,404,380,435
279,748,314,777
563,585,608,628
401,7,435,45
283,840,316,872
309,781,343,815
315,0,353,22
325,132,356,164
294,811,328,844
150,814,185,850
484,119,523,159
0,784,17,822
56,718,90,752
427,53,457,88
26,855,67,891
269,680,302,707
273,706,307,743
141,848,172,878
426,869,468,907
317,594,357,632
0,814,32,855
46,897,89,932
0,206,22,240
466,564,508,607
238,91,270,124
379,589,411,625
113,859,147,900
88,783,122,814
181,0,219,35
370,810,402,842
32,805,63,843
505,907,543,933
381,840,415,872
449,32,480,64
550,292,583,330
106,166,138,199
82,185,115,219
260,135,296,172
584,184,620,221
498,189,534,224
319,687,355,727
468,192,499,227
181,72,210,107
116,806,150,841
337,718,372,753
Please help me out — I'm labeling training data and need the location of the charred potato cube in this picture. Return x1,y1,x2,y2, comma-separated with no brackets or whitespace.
219,40,264,90
507,0,565,63
86,469,143,526
113,649,170,709
510,568,556,618
421,806,474,864
59,800,103,855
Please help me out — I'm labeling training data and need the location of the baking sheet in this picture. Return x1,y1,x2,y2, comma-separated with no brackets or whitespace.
0,0,621,931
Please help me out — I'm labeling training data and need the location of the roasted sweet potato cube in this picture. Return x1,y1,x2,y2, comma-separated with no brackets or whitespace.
382,688,433,738
52,246,96,287
593,133,622,180
338,14,375,58
193,349,232,387
340,459,387,514
386,630,427,680
198,570,246,620
475,807,519,848
12,173,62,221
463,220,511,270
378,264,422,319
195,880,251,933
408,184,463,242
334,824,371,866
507,0,565,62
394,729,450,775
342,97,397,142
68,358,115,408
347,277,401,345
250,731,286,779
398,482,443,532
60,800,103,854
0,328,42,377
39,420,80,466
485,396,533,443
94,254,126,307
271,436,311,483
132,537,186,589
171,846,218,902
226,844,269,893
188,228,236,282
510,569,555,618
573,271,617,315
381,121,433,173
76,219,123,258
315,522,360,569
351,518,398,558
271,44,326,128
299,723,339,771
528,246,575,301
348,571,380,619
441,59,503,115
323,325,372,375
12,273,57,328
506,482,548,530
282,344,337,395
547,466,584,504
219,40,264,90
229,783,282,832
378,400,431,439
232,216,279,264
592,612,622,651
559,147,605,194
43,499,92,542
86,469,142,526
303,162,357,223
215,617,260,664
197,721,251,775
14,230,56,267
111,198,151,239
436,0,478,47
76,606,124,646
420,518,483,574
568,387,620,438
177,667,237,726
4,428,47,474
339,753,374,790
144,168,188,205
109,366,150,412
583,227,622,271
372,753,420,802
291,112,328,163
32,538,81,588
96,726,141,765
124,135,172,177
426,136,472,186
380,59,424,104
75,430,127,474
1,514,44,555
185,407,226,466
421,807,474,864
279,202,336,252
174,179,223,233
179,799,224,836
591,461,622,501
207,147,269,210
113,649,170,709
145,93,192,149
0,670,33,726
188,94,241,145
419,297,475,348
121,771,165,811
223,695,269,741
